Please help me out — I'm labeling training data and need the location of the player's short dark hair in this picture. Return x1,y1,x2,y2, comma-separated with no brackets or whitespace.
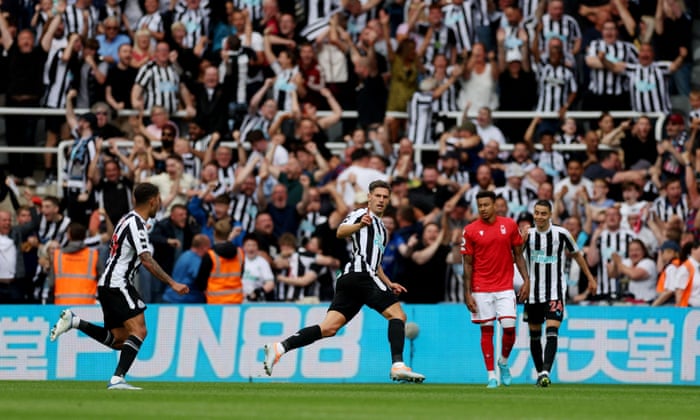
133,183,160,206
534,200,552,211
476,190,497,202
369,180,390,193
67,223,87,241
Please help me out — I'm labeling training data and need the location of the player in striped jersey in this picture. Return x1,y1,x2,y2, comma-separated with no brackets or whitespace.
49,183,189,390
263,180,425,383
524,200,596,387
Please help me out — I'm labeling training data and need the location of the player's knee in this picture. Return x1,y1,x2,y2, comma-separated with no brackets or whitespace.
500,318,516,329
320,324,339,337
546,326,558,338
529,328,542,340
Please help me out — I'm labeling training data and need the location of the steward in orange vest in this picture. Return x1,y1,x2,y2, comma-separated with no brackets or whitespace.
48,223,101,305
194,219,245,304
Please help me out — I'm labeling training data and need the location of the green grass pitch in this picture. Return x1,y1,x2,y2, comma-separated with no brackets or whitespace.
2,381,699,419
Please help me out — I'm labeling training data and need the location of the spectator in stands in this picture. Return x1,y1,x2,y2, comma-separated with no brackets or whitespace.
587,206,635,302
657,113,688,182
195,219,245,304
409,165,451,225
241,234,274,302
534,37,577,125
96,16,130,65
130,29,154,69
191,65,235,135
400,221,451,304
41,11,78,183
135,0,165,45
260,182,305,240
458,43,499,112
554,159,594,221
652,240,682,306
337,148,389,208
496,163,537,219
620,116,657,170
0,210,25,303
610,239,658,304
653,0,692,97
131,41,196,116
534,0,580,63
147,154,198,218
262,30,300,114
92,158,134,226
105,44,137,120
45,222,100,305
600,43,687,114
273,233,325,303
162,233,210,304
583,20,638,112
63,89,99,226
145,204,200,302
0,10,48,180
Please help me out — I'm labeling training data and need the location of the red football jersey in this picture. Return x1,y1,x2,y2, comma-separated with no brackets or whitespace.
461,216,523,293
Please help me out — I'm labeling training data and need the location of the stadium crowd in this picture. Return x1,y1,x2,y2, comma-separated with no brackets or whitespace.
0,0,698,307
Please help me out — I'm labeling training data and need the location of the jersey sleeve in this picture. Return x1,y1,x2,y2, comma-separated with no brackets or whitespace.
340,209,363,227
563,228,580,253
510,220,524,247
460,226,472,255
130,217,151,256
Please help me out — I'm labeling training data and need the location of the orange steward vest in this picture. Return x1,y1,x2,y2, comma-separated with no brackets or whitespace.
205,247,244,304
53,247,98,305
657,258,681,293
677,260,695,307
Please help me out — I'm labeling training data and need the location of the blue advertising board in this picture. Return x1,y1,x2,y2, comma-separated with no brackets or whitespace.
0,304,698,384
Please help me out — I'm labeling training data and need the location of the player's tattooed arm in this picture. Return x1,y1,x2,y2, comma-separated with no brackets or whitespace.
140,252,174,285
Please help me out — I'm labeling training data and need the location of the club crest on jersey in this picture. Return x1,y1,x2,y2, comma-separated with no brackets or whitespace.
500,225,506,235
479,230,484,236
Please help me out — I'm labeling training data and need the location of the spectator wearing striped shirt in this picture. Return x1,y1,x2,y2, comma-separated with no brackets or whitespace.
533,0,581,65
583,20,638,112
600,43,687,114
131,42,196,116
135,0,166,44
534,37,577,123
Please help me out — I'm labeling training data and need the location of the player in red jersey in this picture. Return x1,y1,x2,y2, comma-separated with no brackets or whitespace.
461,190,530,388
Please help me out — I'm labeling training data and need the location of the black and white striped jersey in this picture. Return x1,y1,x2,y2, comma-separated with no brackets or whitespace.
173,7,208,49
134,61,181,113
64,134,98,191
519,0,539,21
63,5,99,39
537,13,581,57
595,228,635,297
340,208,388,290
442,0,487,54
270,62,299,112
424,64,460,112
37,216,71,247
238,112,272,142
42,41,75,109
219,48,250,104
298,211,328,241
232,0,261,25
230,192,258,233
650,195,689,223
524,224,579,303
135,12,164,35
407,91,435,145
416,23,458,64
217,165,236,191
535,150,567,182
99,211,152,288
303,0,340,25
536,62,577,112
275,249,323,301
495,185,537,219
626,62,673,113
587,39,638,95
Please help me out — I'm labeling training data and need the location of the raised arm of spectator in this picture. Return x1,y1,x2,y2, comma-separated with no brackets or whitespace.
233,154,261,193
264,134,286,180
179,82,196,118
296,175,312,215
523,116,540,151
586,223,603,268
496,28,507,73
256,160,270,208
670,47,689,73
250,78,274,114
518,28,531,72
433,64,462,100
611,0,636,38
0,8,13,50
417,26,433,63
654,0,665,35
316,87,342,129
65,90,83,135
597,50,625,74
405,0,425,32
320,181,349,228
412,225,446,265
262,32,278,67
601,119,631,147
328,16,349,53
532,22,543,63
41,9,64,52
